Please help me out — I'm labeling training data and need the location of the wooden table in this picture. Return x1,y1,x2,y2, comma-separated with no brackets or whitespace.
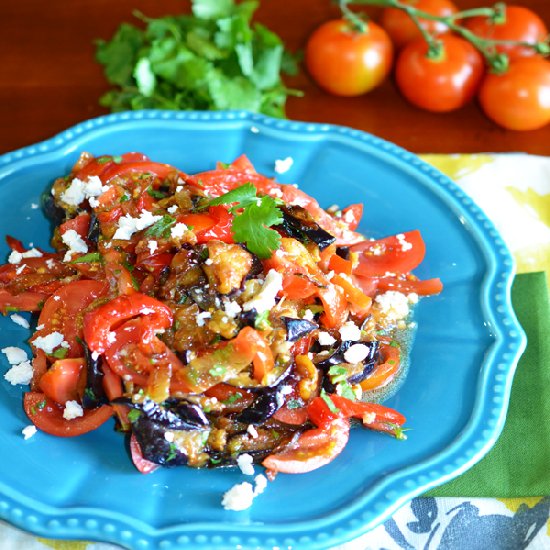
1,0,549,155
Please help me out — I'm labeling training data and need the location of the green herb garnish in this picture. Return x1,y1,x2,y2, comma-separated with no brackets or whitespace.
52,347,68,359
147,187,166,199
286,398,304,410
320,389,340,414
95,0,300,117
145,214,176,238
166,442,178,461
127,409,141,423
254,310,271,330
209,182,283,258
71,252,102,264
222,392,243,405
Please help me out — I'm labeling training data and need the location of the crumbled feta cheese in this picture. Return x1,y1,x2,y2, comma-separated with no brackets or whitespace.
4,361,33,385
10,314,30,329
164,431,175,443
236,453,255,476
1,346,28,365
318,331,336,347
22,425,37,440
60,178,86,206
343,343,371,364
88,197,100,209
362,412,376,425
301,308,315,321
374,291,410,321
339,321,362,342
242,270,283,314
8,248,43,264
112,211,162,240
247,425,258,439
274,157,294,174
221,482,255,511
253,474,267,495
250,126,260,134
60,176,109,206
147,240,158,255
32,331,65,354
45,259,55,270
91,351,100,361
36,324,44,331
167,205,178,214
204,258,213,266
408,293,419,304
196,311,212,327
63,400,84,420
31,203,39,209
396,233,413,252
224,300,242,319
15,264,27,275
61,229,88,261
170,222,188,239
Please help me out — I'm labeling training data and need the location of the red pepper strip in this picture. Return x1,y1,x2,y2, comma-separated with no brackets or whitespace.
0,289,47,313
6,236,25,252
179,206,234,244
308,393,406,433
83,293,173,354
376,276,443,296
59,213,91,239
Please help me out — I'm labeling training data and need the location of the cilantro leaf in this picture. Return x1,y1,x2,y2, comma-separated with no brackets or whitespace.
71,252,102,264
96,0,300,117
209,182,257,210
232,199,282,259
145,214,176,238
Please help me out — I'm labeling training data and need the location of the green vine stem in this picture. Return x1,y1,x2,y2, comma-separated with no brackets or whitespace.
340,0,550,73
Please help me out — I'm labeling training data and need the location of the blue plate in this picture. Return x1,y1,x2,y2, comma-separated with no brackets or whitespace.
0,111,525,549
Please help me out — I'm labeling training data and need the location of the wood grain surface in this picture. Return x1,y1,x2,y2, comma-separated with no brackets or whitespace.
1,0,549,155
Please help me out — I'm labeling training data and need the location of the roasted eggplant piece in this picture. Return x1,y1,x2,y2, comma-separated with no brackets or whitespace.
280,205,335,251
282,317,318,342
132,418,189,466
87,212,100,245
41,192,66,226
81,341,108,409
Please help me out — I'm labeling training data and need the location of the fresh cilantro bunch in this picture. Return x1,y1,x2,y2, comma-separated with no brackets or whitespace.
209,182,283,258
96,0,300,117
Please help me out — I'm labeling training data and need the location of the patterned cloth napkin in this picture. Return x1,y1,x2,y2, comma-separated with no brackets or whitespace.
0,153,548,550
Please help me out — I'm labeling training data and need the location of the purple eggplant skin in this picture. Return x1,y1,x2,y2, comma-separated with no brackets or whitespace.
117,397,210,431
87,212,100,245
81,341,108,409
234,386,286,425
132,418,188,466
280,206,336,251
347,341,380,384
41,192,66,226
282,317,318,342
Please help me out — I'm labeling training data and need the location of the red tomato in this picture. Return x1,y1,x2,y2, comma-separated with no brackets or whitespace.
100,161,178,185
339,203,363,230
465,6,548,61
179,206,234,244
23,392,113,437
351,229,426,277
317,283,349,329
305,19,394,96
83,293,173,354
0,289,46,313
186,169,276,197
59,213,90,239
32,280,108,357
376,275,443,296
381,0,458,50
396,35,484,112
478,56,550,131
39,358,86,404
262,418,350,474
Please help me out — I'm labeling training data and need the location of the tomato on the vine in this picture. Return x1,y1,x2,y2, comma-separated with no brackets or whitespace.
478,56,550,131
465,6,548,61
305,19,394,97
395,34,484,112
381,0,458,50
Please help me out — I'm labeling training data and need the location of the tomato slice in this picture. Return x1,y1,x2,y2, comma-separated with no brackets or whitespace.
0,289,47,313
32,280,108,357
351,230,426,277
23,391,113,437
339,204,363,230
100,161,178,185
377,276,443,296
179,206,234,244
83,293,173,354
39,358,86,405
262,418,350,474
59,213,91,239
317,283,349,329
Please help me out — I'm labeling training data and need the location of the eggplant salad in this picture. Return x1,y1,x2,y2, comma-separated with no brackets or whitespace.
0,152,442,476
